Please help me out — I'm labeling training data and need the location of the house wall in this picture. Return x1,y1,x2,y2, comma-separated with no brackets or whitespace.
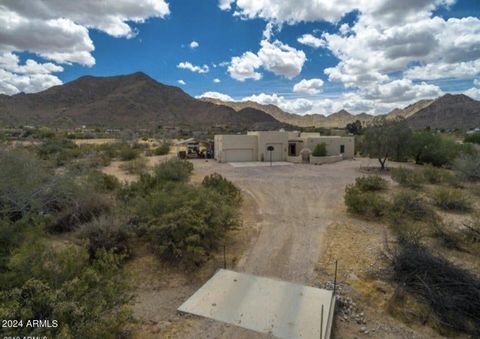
304,136,354,159
248,131,288,161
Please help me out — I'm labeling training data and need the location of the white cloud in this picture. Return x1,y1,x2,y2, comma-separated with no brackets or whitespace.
242,93,314,114
361,79,443,103
228,36,306,81
464,87,480,100
297,34,325,48
197,91,234,101
0,0,170,94
293,78,324,95
177,62,209,73
228,51,262,81
405,60,480,80
474,79,480,87
190,41,199,49
257,40,306,79
218,0,234,11
213,78,221,83
0,52,63,95
178,79,186,85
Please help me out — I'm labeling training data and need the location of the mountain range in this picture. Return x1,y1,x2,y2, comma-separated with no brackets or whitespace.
0,72,283,130
0,72,479,130
202,94,480,130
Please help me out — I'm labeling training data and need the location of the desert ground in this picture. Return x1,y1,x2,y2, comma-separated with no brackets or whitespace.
126,158,445,338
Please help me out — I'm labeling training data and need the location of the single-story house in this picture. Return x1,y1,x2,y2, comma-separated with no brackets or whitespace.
214,131,354,163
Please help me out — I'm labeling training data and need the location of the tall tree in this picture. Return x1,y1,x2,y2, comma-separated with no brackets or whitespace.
363,118,412,169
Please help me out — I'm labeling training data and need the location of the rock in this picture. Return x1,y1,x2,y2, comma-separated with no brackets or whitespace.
360,326,367,332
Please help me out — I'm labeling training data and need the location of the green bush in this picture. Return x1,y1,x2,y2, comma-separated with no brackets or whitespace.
79,216,132,259
120,157,148,175
454,154,480,182
202,173,241,204
118,145,138,161
390,191,433,221
37,138,82,166
87,171,120,192
153,158,193,183
0,242,131,338
344,185,389,217
410,131,460,167
464,133,480,144
391,167,425,189
433,188,472,212
421,166,455,185
154,143,170,156
355,175,388,191
140,184,240,267
312,143,327,157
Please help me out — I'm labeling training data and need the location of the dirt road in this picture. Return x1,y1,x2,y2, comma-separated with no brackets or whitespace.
178,159,372,338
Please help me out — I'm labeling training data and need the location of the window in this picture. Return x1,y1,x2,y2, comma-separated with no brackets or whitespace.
340,145,345,154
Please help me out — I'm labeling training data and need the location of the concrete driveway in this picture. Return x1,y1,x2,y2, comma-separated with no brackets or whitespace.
182,158,370,338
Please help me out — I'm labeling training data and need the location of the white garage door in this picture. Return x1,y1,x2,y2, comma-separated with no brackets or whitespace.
265,143,283,162
225,149,254,162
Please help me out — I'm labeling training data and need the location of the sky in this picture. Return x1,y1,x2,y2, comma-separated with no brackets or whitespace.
0,0,479,116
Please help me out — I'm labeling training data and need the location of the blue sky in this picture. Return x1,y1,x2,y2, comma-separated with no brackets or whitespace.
1,0,480,115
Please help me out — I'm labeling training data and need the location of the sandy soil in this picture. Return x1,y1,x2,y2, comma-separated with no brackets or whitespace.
101,154,174,183
73,138,119,145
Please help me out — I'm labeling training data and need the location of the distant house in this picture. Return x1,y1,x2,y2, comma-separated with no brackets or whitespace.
214,130,354,163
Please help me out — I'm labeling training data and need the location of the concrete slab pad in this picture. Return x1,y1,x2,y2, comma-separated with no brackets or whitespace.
229,161,293,168
178,269,335,339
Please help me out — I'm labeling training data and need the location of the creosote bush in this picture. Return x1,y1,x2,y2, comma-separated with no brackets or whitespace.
118,144,138,161
390,191,433,221
79,216,132,259
153,158,193,182
454,154,480,182
421,166,455,185
355,175,388,191
344,185,388,218
153,142,170,156
202,172,241,204
391,167,425,189
432,187,472,212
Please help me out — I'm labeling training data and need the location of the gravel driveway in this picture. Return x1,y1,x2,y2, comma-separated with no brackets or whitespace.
179,158,370,338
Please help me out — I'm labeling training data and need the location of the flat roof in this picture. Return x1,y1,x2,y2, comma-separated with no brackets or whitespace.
178,269,335,339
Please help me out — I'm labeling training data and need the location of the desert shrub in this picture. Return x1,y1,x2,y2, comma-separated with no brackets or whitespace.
391,167,425,189
464,133,480,144
421,166,455,185
454,154,480,182
118,144,138,161
344,185,389,218
0,242,131,338
154,142,170,156
79,216,132,259
139,184,240,267
355,175,388,191
120,157,148,175
392,242,480,336
390,191,433,221
312,143,327,157
432,187,472,212
37,138,80,166
87,171,120,192
202,173,241,204
153,158,193,183
0,149,50,221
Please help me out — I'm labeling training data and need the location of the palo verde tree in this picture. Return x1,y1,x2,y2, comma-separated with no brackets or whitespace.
363,117,412,170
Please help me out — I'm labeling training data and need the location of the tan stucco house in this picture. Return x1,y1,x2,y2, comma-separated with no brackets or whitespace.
214,131,354,163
